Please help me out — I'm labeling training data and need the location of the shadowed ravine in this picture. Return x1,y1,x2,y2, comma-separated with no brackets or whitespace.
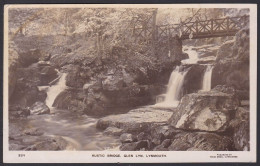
19,45,214,150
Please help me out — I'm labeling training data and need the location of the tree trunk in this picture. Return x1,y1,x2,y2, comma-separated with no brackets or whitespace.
152,9,158,56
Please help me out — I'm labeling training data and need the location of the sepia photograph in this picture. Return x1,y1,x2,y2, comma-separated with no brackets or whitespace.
3,4,257,163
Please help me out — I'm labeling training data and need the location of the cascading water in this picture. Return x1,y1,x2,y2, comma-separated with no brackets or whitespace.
31,71,121,150
181,46,199,64
155,66,188,107
202,65,213,91
45,73,68,108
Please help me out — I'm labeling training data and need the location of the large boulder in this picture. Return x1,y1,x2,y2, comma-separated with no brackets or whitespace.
9,61,56,108
14,62,58,87
84,84,165,116
229,107,250,151
120,133,137,143
65,65,87,88
52,88,85,111
212,61,249,91
96,107,173,134
216,28,249,64
9,105,30,119
23,128,44,136
25,136,68,151
102,75,124,91
103,127,123,136
50,49,97,68
168,132,233,151
30,102,50,115
52,90,74,109
168,87,239,132
120,140,149,151
134,60,177,85
10,84,47,107
153,139,172,151
150,125,181,146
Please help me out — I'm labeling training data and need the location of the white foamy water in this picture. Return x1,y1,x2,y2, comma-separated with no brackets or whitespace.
181,46,199,64
45,73,68,108
155,66,188,107
202,65,213,91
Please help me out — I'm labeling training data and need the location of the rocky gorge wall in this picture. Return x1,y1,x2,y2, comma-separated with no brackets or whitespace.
46,35,188,116
9,34,186,117
96,27,250,151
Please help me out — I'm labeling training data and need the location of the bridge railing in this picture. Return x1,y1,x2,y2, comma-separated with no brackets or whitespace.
132,15,249,41
180,15,249,39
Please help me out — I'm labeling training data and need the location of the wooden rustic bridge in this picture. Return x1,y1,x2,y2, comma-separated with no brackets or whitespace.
132,15,249,41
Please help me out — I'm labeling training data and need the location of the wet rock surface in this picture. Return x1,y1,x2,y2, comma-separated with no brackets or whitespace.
96,107,173,133
103,127,123,136
9,105,30,119
229,107,250,151
10,84,47,108
30,102,50,115
153,139,171,151
9,121,68,151
183,64,205,95
168,132,233,151
52,89,85,112
120,140,149,151
25,136,68,151
212,28,249,92
168,86,239,132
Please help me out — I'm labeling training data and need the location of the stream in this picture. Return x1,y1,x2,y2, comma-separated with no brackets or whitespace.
10,44,220,151
11,108,121,150
11,71,121,151
155,44,219,108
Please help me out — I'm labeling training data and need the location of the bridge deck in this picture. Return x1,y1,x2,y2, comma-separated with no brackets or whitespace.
132,15,249,41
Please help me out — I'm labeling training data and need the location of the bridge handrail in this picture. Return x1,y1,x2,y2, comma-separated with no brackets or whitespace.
132,15,249,30
131,15,249,40
180,15,249,26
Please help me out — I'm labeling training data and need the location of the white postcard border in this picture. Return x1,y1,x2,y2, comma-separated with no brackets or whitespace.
3,4,257,163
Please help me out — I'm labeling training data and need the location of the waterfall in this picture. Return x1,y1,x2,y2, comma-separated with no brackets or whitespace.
45,73,68,108
155,66,188,107
202,65,213,91
181,46,199,64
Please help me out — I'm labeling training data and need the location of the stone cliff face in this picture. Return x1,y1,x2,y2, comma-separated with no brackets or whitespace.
9,34,185,117
53,57,176,116
212,28,249,96
9,47,57,107
45,35,186,116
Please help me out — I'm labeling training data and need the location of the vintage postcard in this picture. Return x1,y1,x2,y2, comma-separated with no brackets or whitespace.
3,4,257,163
